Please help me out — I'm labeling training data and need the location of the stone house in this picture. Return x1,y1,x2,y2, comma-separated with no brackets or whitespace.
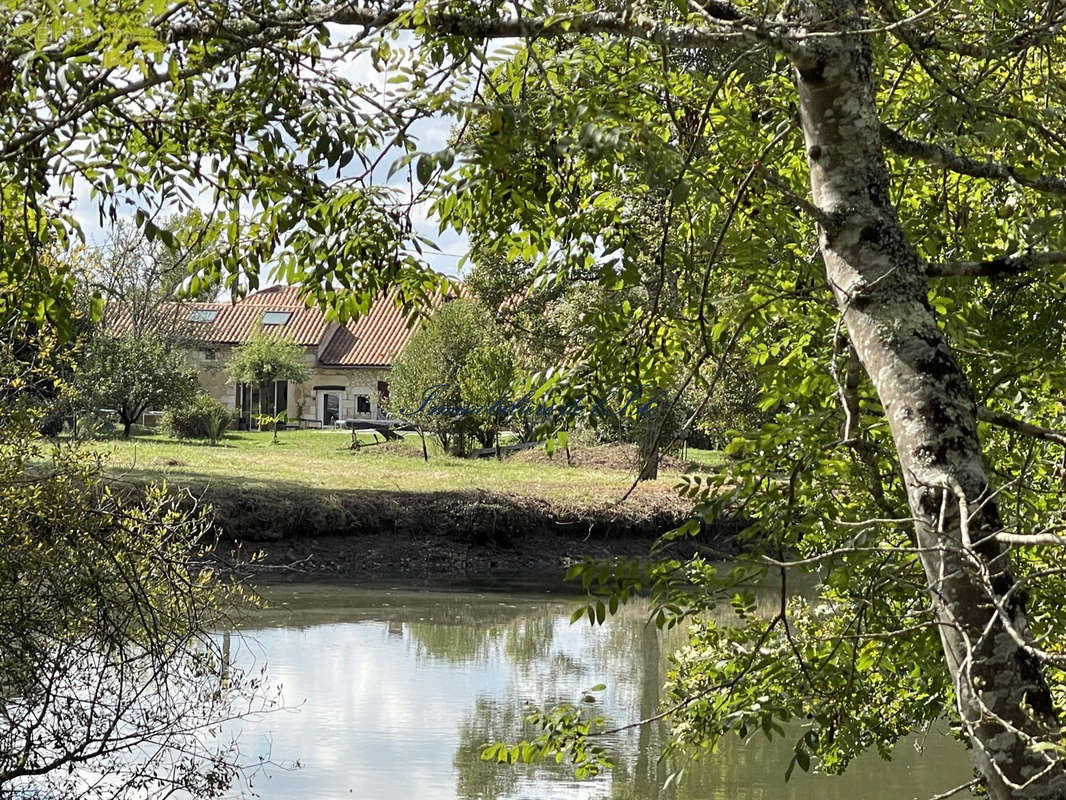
124,285,421,428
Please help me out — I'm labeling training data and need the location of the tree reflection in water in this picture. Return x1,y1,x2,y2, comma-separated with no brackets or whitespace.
226,584,970,800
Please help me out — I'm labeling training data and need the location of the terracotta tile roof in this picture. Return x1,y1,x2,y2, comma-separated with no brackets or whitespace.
156,288,326,345
106,287,323,345
105,284,448,368
319,287,418,367
238,285,308,306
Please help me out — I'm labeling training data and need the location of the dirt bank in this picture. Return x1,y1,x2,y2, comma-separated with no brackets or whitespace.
172,484,746,584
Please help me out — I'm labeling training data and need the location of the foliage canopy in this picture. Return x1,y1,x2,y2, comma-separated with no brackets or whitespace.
390,297,513,454
224,329,310,388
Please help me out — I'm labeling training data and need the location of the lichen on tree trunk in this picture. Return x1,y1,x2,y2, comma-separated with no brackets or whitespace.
791,6,1066,797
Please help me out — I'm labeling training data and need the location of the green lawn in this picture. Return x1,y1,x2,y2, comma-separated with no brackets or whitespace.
683,446,729,468
87,428,715,505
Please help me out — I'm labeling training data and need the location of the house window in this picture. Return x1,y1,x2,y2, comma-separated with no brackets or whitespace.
237,381,288,429
356,395,371,415
260,310,292,325
187,309,218,323
269,380,288,418
201,348,217,361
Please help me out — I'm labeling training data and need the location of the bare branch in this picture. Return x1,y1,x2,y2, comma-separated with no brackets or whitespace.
977,406,1066,448
926,250,1066,278
880,123,1066,196
926,778,981,800
995,530,1066,547
160,4,796,54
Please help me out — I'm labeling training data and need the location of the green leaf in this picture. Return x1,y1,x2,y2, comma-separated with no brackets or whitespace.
416,154,434,185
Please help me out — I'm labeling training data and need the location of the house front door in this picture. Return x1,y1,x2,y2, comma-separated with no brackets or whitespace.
321,392,341,426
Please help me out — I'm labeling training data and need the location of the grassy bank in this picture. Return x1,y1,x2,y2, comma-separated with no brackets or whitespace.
84,429,738,579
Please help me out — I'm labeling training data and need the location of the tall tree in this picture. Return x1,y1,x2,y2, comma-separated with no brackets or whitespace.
8,1,1066,795
435,19,1066,798
90,212,224,337
458,340,517,451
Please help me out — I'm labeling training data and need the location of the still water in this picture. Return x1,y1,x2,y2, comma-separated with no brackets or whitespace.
223,583,972,800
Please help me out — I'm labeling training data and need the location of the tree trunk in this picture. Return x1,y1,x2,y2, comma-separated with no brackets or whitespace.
638,406,663,481
792,12,1065,797
120,403,141,438
638,443,659,481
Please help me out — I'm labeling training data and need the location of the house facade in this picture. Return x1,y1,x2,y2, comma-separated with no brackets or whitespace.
133,285,419,428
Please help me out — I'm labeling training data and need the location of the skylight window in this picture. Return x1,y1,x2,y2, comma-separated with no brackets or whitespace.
187,309,218,323
261,310,293,326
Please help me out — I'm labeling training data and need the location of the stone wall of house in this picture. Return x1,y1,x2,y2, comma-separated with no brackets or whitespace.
185,344,392,427
189,345,236,408
288,365,392,425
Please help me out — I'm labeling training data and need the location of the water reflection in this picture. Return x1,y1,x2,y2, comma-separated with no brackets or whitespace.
223,584,972,800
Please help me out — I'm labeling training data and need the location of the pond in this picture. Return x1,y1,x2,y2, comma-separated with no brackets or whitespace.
221,583,973,800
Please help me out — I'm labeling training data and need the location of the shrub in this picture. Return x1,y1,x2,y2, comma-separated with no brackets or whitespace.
162,394,232,444
1,325,259,798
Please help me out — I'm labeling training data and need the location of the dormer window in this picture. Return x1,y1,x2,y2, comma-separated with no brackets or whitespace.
260,310,292,325
187,308,218,323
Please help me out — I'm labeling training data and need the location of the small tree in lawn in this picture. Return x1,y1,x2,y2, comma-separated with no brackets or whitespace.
224,329,309,443
386,321,441,460
458,342,516,455
389,299,504,458
76,333,197,438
